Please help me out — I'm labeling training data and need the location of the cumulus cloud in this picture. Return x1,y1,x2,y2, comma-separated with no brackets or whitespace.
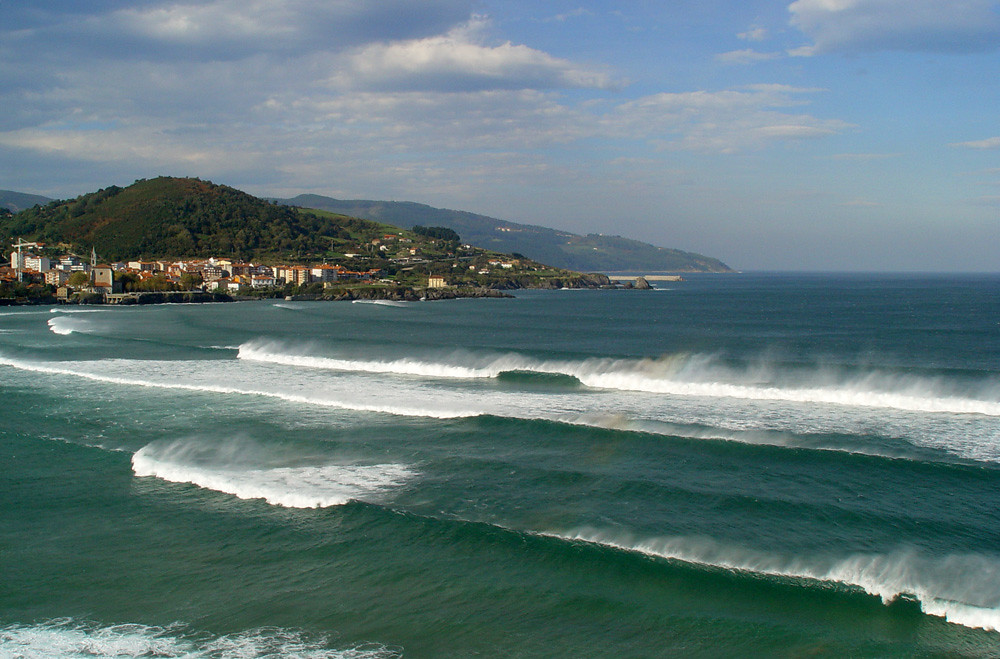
334,17,617,92
789,0,1000,54
951,136,1000,149
0,0,854,200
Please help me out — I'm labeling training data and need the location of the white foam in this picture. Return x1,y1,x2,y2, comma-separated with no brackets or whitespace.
46,316,82,335
548,529,1000,632
0,309,53,316
238,342,1000,417
0,355,479,419
4,350,999,462
132,441,416,508
239,342,500,379
0,619,400,658
351,299,412,307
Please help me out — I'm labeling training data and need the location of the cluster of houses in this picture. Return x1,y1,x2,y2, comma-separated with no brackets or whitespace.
7,246,383,294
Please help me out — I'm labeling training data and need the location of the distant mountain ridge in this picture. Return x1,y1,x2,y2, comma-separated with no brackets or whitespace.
277,194,732,273
0,190,53,213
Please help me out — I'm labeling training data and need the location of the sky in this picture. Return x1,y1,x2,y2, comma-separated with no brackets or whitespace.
1,0,998,271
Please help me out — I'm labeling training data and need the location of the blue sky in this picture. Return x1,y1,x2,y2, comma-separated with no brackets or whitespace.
2,0,998,270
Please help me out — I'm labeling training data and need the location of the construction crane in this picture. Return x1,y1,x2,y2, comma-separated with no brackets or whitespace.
11,238,41,283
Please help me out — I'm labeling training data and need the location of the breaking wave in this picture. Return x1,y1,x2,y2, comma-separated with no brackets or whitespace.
132,439,416,508
47,317,86,335
238,341,1000,417
547,529,1000,632
351,299,412,307
0,619,401,658
0,355,480,419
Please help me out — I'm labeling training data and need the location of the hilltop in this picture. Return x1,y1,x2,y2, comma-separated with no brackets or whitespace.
2,177,408,263
0,177,611,296
278,194,733,273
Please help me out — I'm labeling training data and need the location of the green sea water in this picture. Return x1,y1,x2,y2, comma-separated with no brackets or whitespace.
3,274,1000,657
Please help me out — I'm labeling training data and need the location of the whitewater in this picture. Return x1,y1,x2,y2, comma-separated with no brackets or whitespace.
3,274,1000,657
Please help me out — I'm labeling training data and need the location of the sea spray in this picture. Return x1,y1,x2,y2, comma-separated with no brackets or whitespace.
547,529,1000,631
46,316,84,335
238,340,1000,416
132,438,417,508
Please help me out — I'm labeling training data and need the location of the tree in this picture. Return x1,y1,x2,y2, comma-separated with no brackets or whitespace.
179,272,204,290
412,225,461,243
115,271,140,291
67,271,90,288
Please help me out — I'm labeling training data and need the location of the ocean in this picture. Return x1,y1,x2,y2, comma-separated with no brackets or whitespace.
2,273,1000,657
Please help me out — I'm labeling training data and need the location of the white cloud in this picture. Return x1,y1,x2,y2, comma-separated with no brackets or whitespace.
738,26,770,41
545,8,596,23
336,18,617,92
715,49,782,65
11,0,471,61
604,87,852,153
789,0,1000,54
831,152,903,160
951,136,1000,149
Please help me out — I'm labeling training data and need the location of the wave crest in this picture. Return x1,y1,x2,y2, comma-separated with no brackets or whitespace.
132,439,416,508
237,341,1000,416
548,529,1000,631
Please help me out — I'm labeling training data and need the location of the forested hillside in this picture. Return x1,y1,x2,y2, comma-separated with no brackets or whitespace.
1,178,395,262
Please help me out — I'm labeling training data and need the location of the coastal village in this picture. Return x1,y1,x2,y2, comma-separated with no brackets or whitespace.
2,234,528,302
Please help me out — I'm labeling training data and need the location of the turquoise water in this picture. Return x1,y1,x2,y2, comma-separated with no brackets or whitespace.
3,274,1000,657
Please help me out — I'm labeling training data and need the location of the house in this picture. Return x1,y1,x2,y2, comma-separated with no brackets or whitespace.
427,276,446,288
45,270,70,286
25,255,51,272
250,275,276,289
127,260,156,272
91,264,121,294
55,255,88,272
288,266,312,286
310,265,339,283
200,265,227,282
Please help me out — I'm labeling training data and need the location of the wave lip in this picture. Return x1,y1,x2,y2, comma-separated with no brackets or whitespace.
47,317,81,335
548,528,1000,632
238,341,503,379
351,299,412,307
132,441,416,508
238,341,1000,417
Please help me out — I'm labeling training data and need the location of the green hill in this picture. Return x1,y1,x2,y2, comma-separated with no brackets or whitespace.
0,177,409,262
278,194,732,273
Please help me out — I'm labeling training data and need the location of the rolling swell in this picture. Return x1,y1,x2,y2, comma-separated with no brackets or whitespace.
5,350,1000,464
330,500,999,636
547,529,1000,632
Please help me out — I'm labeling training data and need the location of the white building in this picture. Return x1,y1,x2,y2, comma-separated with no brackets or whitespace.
25,255,51,272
